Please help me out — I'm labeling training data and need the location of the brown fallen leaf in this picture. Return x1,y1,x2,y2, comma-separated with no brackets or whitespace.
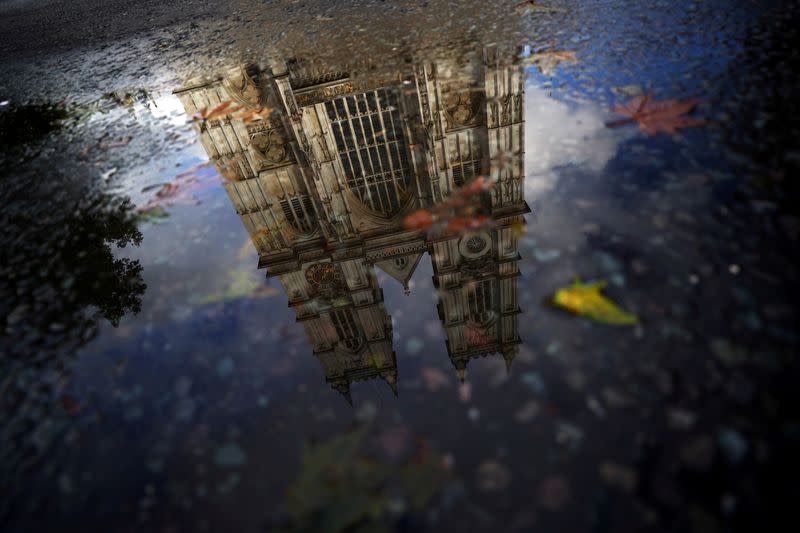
135,163,219,215
605,94,707,135
524,50,578,76
599,462,638,492
403,176,496,234
538,475,570,510
215,158,245,182
514,0,562,13
378,425,411,461
465,327,491,346
421,367,451,392
192,101,244,124
444,214,491,233
514,400,540,422
476,460,512,492
60,395,82,416
404,209,434,231
98,136,132,149
236,107,274,124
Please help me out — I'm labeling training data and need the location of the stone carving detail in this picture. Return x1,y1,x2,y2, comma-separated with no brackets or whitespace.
223,68,261,107
460,255,495,279
443,89,482,130
294,75,400,106
365,242,427,263
513,94,523,123
500,95,512,126
283,88,301,122
249,123,293,168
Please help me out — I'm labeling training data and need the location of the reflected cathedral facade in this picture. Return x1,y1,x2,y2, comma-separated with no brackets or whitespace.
176,45,528,403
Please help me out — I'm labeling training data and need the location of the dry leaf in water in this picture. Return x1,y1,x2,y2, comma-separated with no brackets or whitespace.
98,136,132,149
403,176,495,233
60,395,82,416
378,425,411,461
538,475,570,510
476,460,512,492
525,50,577,76
421,367,451,392
192,101,244,124
236,107,273,123
136,161,219,216
599,462,638,492
514,0,562,13
606,94,706,135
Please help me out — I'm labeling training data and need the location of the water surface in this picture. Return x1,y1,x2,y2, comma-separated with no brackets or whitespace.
1,1,798,531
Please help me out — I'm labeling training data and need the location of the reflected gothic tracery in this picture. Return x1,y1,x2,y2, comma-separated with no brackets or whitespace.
176,45,528,403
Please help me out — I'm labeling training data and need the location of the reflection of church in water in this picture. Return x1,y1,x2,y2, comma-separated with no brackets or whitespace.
176,46,528,403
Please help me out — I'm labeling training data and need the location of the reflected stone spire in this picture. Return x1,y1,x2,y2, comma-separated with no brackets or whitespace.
503,345,518,375
454,360,468,383
382,372,399,397
332,381,353,406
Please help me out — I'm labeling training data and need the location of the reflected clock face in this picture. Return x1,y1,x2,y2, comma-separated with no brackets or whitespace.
305,263,337,287
465,235,487,253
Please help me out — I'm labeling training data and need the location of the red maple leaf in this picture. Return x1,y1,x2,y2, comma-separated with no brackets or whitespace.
191,101,244,124
605,94,707,135
403,209,435,231
402,176,496,233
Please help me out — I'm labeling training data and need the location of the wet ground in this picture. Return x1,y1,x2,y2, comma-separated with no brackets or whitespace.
1,0,799,532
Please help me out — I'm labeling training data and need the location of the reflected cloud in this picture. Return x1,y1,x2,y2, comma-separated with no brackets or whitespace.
524,84,622,197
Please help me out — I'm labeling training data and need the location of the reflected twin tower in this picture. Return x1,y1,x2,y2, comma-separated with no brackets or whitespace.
176,46,528,403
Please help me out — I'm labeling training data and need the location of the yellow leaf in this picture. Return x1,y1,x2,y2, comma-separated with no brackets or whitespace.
552,279,638,325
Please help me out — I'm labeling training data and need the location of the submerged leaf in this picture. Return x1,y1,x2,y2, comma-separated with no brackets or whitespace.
135,161,221,220
403,176,495,234
277,428,448,532
524,50,577,76
551,279,638,325
514,0,563,13
132,205,170,224
193,101,244,123
60,395,82,416
421,367,451,391
237,107,274,123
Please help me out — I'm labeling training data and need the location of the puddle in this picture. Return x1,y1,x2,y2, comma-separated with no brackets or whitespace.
1,0,798,531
